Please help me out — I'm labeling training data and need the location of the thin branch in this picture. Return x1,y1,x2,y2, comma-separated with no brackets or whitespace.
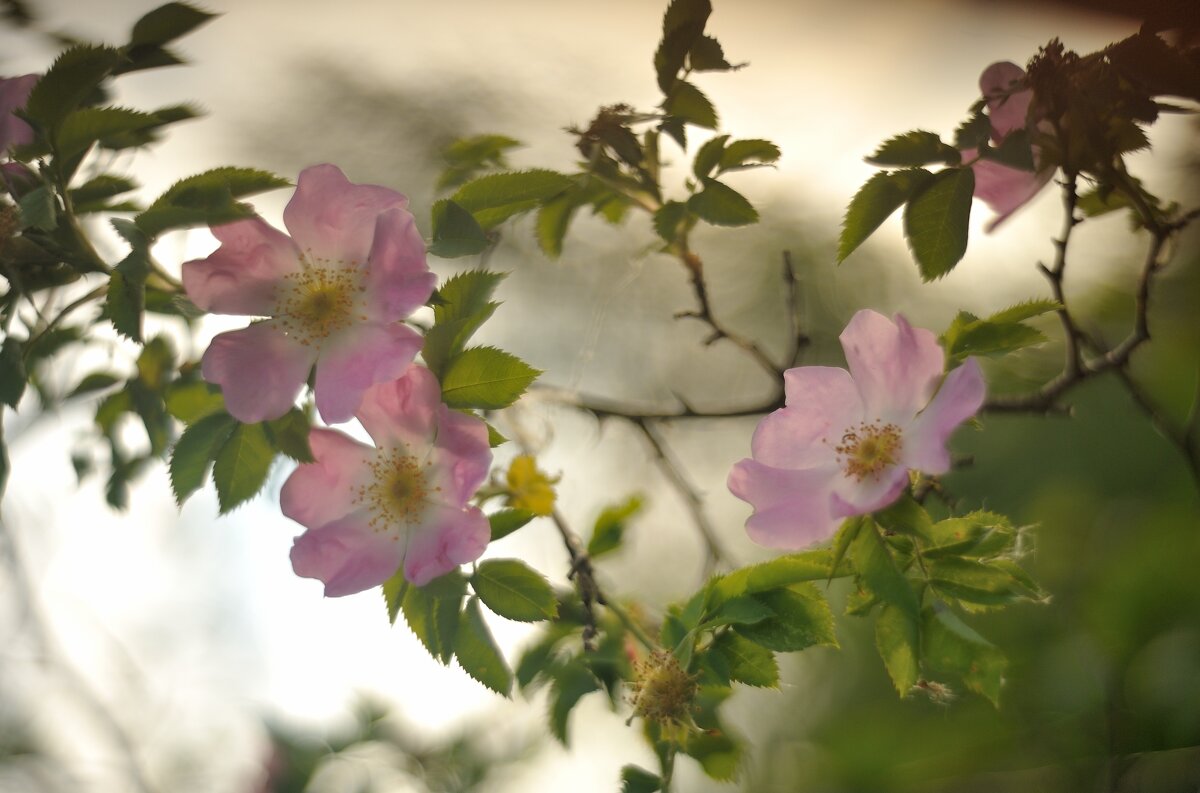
1108,365,1200,493
781,249,810,367
531,385,781,422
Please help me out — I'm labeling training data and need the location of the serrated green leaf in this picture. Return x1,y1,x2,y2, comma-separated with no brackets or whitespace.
399,570,466,663
929,557,1036,606
709,630,778,687
548,662,601,744
922,606,1006,705
718,138,781,172
688,177,757,226
106,246,150,341
981,129,1035,171
472,559,557,622
653,200,690,243
705,595,773,628
837,168,932,263
904,166,974,280
987,298,1060,325
654,0,712,93
923,511,1016,559
70,174,137,208
621,765,662,793
945,316,1045,361
438,133,522,191
55,107,160,159
875,603,920,696
733,583,837,653
449,169,570,230
867,130,960,167
129,2,216,48
423,298,499,378
212,421,274,513
17,185,56,231
486,422,507,448
24,45,122,130
135,167,289,238
692,134,728,179
852,520,919,620
954,110,991,150
714,549,848,603
688,34,732,71
663,80,718,129
169,410,235,504
440,346,539,410
164,379,225,423
873,494,933,540
456,597,513,696
265,408,313,463
535,191,580,259
587,494,643,558
488,508,535,541
429,199,489,258
0,338,27,408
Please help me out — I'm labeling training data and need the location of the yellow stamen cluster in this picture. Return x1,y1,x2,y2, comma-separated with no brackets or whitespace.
354,450,440,534
629,650,698,726
835,419,903,481
275,257,366,345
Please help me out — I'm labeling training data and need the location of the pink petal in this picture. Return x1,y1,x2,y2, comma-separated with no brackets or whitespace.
355,364,442,449
290,510,403,597
728,458,841,548
903,357,986,474
283,164,408,265
401,504,490,586
967,153,1055,232
202,321,315,423
313,322,424,424
182,218,299,316
979,61,1031,142
840,310,944,421
280,428,373,530
0,74,37,151
829,465,909,518
366,207,436,321
751,367,862,470
430,405,492,504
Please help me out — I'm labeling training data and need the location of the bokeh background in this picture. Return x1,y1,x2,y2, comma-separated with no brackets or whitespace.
0,0,1197,791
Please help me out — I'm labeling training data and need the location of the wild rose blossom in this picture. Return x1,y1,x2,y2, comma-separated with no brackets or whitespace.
727,309,985,548
182,164,435,424
282,365,491,595
0,74,37,153
963,61,1054,232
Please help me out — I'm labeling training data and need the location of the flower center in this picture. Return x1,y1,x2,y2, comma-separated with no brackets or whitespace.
835,420,903,481
276,260,365,345
355,450,440,533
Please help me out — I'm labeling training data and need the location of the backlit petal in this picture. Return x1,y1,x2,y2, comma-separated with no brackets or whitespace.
0,74,37,151
401,504,490,586
751,366,862,469
201,321,314,423
728,458,841,548
290,510,402,597
182,218,298,315
904,358,986,474
355,363,442,449
366,207,436,321
979,61,1031,141
280,429,373,530
283,164,408,265
840,309,944,421
313,322,423,424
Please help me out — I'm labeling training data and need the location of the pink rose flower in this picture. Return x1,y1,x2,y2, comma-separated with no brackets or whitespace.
182,164,435,424
282,365,492,595
727,310,985,548
962,61,1055,232
0,74,38,153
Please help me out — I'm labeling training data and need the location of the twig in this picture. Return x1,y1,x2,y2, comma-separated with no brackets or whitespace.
781,250,810,367
532,385,781,422
1108,365,1200,493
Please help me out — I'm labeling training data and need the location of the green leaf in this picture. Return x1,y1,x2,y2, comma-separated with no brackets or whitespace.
653,200,690,243
733,583,837,653
709,630,779,687
471,559,557,622
875,603,920,696
714,549,848,603
399,570,466,663
654,0,712,93
212,421,274,514
486,422,508,448
692,134,729,179
0,423,8,498
164,379,225,423
663,80,718,129
954,109,991,150
922,606,1007,705
535,191,580,258
135,167,290,238
440,346,539,410
681,723,741,780
548,662,602,744
55,107,161,159
867,130,960,167
837,168,932,263
928,557,1037,607
265,408,314,463
587,494,644,558
904,166,974,280
24,45,122,130
70,174,137,208
450,169,571,230
873,494,933,540
943,312,1045,361
688,177,757,226
456,597,513,696
982,129,1035,171
718,139,781,172
106,245,150,341
169,411,235,505
621,765,662,793
688,34,732,72
923,511,1017,559
17,185,57,231
852,521,919,620
0,338,27,409
68,372,121,399
423,270,504,377
429,199,489,258
129,2,216,48
437,133,522,191
488,508,535,542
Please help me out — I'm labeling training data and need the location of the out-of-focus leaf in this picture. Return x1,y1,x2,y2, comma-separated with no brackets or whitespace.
487,508,535,542
456,597,513,696
687,177,757,226
867,130,961,167
904,166,974,281
663,80,718,129
0,338,27,408
587,494,644,558
876,602,920,696
922,606,1007,705
429,199,489,258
